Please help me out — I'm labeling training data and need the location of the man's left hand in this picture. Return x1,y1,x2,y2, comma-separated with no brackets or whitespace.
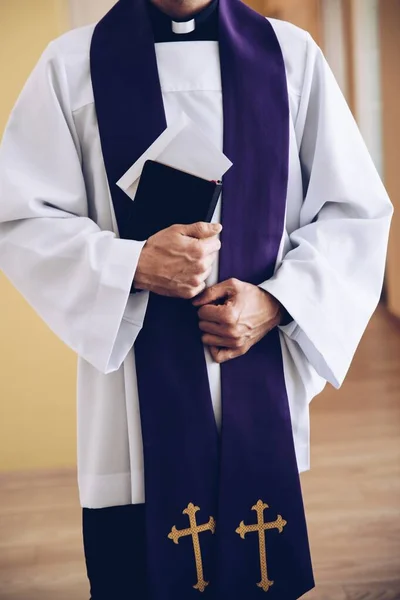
192,278,282,364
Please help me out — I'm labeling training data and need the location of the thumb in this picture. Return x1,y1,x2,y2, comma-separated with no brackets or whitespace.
180,222,222,239
192,280,234,307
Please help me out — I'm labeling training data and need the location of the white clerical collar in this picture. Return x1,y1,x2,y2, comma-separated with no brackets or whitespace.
172,19,196,34
149,0,219,42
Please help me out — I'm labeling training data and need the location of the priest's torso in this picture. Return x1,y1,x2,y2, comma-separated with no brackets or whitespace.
53,22,326,507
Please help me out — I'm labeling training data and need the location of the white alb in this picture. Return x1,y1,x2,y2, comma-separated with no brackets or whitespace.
0,20,392,507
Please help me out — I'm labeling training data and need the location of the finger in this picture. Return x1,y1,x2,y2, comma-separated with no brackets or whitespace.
193,280,236,307
197,302,239,328
186,280,207,300
197,235,222,257
202,334,240,348
196,303,226,323
180,222,222,239
209,346,245,364
187,265,214,297
191,251,219,275
198,320,235,337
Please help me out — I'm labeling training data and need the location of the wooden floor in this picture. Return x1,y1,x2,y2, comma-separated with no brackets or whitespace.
0,306,399,600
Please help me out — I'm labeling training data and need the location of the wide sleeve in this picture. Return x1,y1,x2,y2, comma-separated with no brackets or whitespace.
0,44,149,375
260,36,393,388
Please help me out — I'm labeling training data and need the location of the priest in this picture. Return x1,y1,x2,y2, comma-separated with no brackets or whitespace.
0,0,393,598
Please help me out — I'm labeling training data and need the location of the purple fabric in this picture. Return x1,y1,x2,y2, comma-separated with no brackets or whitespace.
90,0,314,598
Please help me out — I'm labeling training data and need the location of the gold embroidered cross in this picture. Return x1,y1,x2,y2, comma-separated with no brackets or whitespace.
236,500,287,592
168,503,216,593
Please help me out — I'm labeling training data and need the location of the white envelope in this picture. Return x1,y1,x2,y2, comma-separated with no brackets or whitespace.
117,112,233,200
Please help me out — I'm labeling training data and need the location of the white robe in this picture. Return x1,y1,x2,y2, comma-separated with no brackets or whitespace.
0,19,392,508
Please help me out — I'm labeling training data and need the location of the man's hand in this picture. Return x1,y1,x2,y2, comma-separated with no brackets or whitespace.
134,222,222,299
192,278,282,363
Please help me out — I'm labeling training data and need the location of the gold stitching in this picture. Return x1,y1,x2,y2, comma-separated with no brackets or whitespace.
236,500,287,592
168,503,216,593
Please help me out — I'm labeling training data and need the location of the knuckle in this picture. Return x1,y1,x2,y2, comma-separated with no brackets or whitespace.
189,275,203,288
228,277,241,290
233,337,245,349
226,325,238,338
191,244,204,261
232,307,240,322
194,221,205,233
196,259,208,274
224,307,238,325
182,287,195,300
224,314,235,326
209,240,221,255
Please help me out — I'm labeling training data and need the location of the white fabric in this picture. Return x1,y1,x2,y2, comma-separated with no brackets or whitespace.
117,111,233,200
172,19,196,34
0,20,392,508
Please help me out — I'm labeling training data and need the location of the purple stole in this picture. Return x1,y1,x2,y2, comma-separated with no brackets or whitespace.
90,0,314,597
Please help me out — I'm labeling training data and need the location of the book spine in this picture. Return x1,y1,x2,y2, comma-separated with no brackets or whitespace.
205,183,223,223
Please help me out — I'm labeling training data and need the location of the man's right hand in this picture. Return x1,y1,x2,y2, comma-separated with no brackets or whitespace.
133,222,222,299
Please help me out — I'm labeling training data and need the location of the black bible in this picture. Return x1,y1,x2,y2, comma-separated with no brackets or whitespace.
127,159,223,241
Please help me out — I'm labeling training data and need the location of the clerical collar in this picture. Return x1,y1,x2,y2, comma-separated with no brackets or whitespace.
147,0,219,42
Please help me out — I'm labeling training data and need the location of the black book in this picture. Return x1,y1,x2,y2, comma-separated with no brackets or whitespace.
127,160,223,241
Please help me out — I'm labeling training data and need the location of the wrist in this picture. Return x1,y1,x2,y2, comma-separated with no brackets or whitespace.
133,242,152,292
259,287,291,328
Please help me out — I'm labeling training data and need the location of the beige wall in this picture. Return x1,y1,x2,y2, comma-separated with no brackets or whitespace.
68,0,115,28
258,0,322,44
0,0,77,471
380,0,400,318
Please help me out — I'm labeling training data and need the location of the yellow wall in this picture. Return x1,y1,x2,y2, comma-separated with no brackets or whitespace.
0,0,77,471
